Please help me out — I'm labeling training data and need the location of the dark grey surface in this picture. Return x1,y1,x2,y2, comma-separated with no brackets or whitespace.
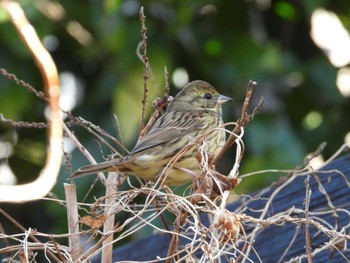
92,152,350,262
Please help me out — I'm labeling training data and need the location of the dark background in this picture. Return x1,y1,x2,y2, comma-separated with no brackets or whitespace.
0,0,349,252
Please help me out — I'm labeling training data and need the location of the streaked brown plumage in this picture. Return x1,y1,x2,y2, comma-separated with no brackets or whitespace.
71,80,232,185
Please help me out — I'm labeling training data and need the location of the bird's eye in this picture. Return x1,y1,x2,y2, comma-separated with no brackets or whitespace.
203,93,212,100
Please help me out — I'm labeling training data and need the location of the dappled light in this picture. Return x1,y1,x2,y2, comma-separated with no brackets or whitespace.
0,1,349,262
311,8,350,68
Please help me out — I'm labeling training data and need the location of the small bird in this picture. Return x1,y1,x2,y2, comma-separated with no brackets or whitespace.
71,80,232,185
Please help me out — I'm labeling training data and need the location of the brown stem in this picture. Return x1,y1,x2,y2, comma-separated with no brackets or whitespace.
212,80,262,166
0,208,60,263
139,6,149,133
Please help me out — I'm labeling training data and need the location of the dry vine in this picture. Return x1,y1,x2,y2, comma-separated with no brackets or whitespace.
1,4,349,263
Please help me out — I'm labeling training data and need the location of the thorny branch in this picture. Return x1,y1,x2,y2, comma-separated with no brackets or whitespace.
139,6,149,133
0,68,48,102
139,67,172,139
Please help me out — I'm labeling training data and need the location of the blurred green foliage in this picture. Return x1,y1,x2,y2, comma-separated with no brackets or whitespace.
0,0,349,247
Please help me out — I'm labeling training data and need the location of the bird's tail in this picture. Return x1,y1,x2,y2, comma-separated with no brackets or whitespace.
70,161,118,179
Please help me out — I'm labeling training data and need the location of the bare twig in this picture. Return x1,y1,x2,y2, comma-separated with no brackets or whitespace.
72,116,129,156
166,225,180,263
212,80,263,166
164,66,170,96
0,208,60,262
139,67,172,139
139,6,149,132
0,114,48,128
0,68,48,101
113,114,128,155
63,123,106,182
140,93,171,139
304,175,313,263
311,171,338,218
304,142,327,166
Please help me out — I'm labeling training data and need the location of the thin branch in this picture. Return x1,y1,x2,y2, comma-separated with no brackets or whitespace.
63,123,106,182
212,80,263,166
0,68,48,101
0,114,48,128
139,6,149,132
304,175,313,263
140,90,171,138
0,208,61,263
72,116,129,156
164,66,170,96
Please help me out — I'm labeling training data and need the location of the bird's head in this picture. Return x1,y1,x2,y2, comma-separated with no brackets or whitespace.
167,80,232,112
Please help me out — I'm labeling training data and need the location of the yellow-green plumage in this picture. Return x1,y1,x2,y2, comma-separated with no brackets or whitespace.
71,80,232,185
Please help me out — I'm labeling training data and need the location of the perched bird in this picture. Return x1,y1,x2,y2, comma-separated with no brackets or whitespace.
71,80,232,185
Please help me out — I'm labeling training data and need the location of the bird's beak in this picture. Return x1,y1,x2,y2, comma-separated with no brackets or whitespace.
217,94,233,104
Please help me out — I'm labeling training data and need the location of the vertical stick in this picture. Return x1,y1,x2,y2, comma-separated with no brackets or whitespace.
304,175,313,263
139,6,149,132
64,183,80,261
101,172,118,263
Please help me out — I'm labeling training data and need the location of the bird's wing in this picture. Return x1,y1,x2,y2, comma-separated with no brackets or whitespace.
131,111,206,154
